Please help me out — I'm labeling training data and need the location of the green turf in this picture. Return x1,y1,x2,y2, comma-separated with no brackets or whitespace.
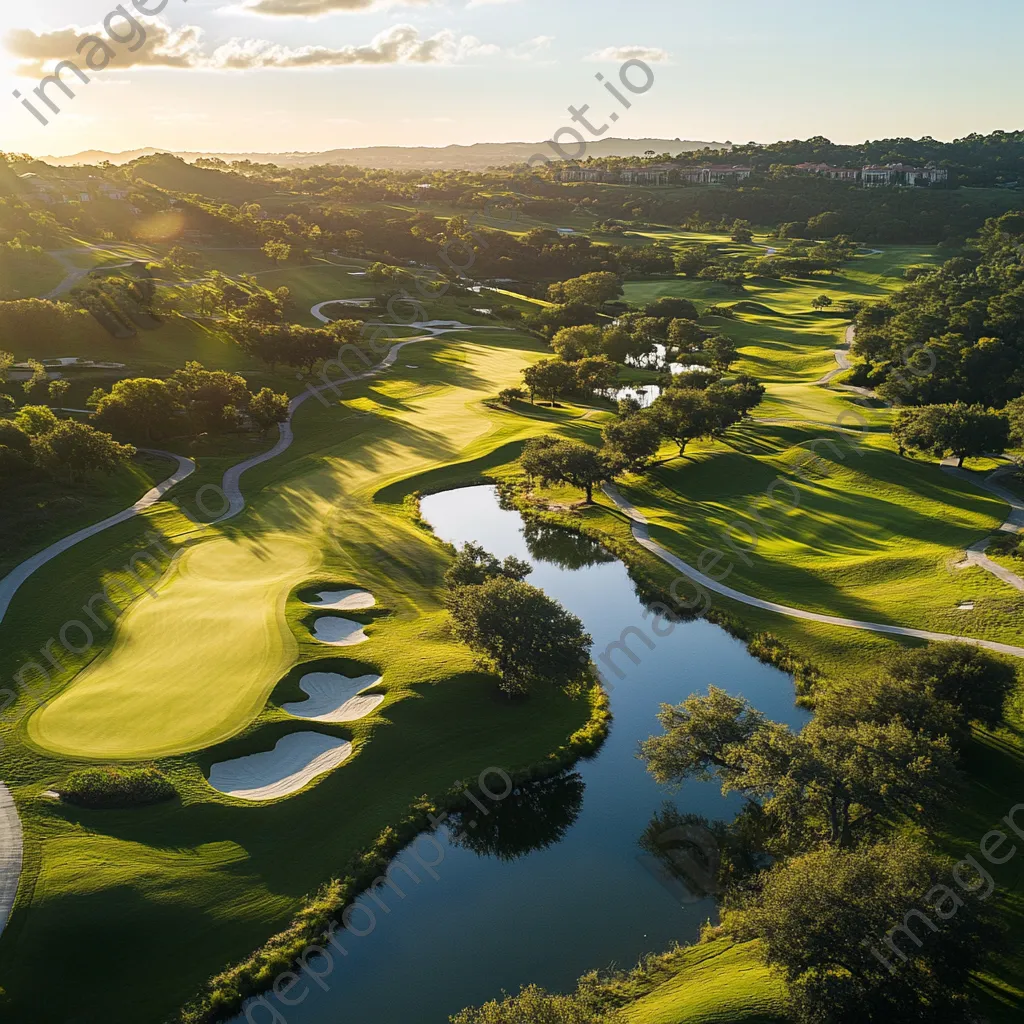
0,328,605,1023
3,228,1022,1024
0,452,172,578
618,940,787,1024
0,251,65,299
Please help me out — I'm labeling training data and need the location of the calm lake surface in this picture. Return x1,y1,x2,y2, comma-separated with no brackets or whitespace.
237,485,805,1024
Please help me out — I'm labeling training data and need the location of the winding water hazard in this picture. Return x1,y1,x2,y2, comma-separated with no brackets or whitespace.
231,485,807,1024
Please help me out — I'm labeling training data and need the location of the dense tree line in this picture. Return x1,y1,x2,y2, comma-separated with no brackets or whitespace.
641,643,1017,1023
855,210,1024,407
88,361,289,443
727,130,1024,187
0,402,135,484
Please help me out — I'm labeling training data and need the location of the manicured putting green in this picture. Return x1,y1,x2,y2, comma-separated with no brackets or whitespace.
28,533,319,759
25,334,553,762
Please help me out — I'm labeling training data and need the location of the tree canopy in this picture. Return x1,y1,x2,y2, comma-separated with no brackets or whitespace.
892,402,1008,466
640,683,959,850
521,436,611,503
727,837,986,1024
444,575,593,697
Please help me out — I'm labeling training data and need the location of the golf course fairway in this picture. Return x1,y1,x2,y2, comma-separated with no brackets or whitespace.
24,331,551,761
27,533,319,759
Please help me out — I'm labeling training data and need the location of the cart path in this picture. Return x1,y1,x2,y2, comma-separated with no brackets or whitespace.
601,482,1024,659
943,464,1024,593
0,450,196,626
0,784,23,940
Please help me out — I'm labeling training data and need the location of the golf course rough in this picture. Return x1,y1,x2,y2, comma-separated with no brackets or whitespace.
27,533,320,759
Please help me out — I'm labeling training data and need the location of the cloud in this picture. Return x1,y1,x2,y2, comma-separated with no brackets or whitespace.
6,20,204,75
509,34,553,61
585,45,671,63
6,19,500,75
466,0,520,7
210,25,498,67
236,0,436,17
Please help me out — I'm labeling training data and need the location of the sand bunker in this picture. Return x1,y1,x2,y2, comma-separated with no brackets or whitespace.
207,732,352,801
283,673,385,723
311,617,368,645
307,589,375,612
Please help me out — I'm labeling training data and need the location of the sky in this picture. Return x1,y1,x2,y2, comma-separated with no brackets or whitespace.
2,0,1023,158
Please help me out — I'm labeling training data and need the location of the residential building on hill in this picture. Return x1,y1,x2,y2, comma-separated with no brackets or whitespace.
677,164,753,184
558,165,613,183
794,162,861,181
620,163,677,185
862,163,948,187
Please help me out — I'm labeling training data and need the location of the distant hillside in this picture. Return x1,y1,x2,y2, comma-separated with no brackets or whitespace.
281,138,728,170
127,154,272,202
39,138,726,172
0,160,28,197
37,147,164,167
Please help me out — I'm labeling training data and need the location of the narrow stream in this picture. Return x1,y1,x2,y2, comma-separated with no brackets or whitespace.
236,485,806,1023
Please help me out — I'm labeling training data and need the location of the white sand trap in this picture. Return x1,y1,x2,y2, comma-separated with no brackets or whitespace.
283,673,384,723
207,733,352,801
311,617,369,645
307,589,375,612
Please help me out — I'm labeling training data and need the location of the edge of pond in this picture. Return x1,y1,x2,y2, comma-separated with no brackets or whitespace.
177,465,817,1024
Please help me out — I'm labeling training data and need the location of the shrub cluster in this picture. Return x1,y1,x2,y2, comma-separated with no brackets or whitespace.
58,767,177,809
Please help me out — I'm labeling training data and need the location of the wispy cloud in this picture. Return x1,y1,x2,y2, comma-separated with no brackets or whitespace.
509,34,553,61
7,20,501,75
235,0,437,17
585,45,671,63
212,25,498,67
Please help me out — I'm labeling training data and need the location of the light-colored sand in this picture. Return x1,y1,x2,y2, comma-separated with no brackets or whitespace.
311,617,368,645
307,589,375,611
0,784,23,939
283,673,384,722
207,732,353,801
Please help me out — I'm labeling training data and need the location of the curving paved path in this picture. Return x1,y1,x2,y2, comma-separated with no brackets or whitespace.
0,784,22,940
943,465,1024,592
0,321,483,935
0,451,195,626
215,333,435,521
0,322,487,596
0,453,193,952
814,324,877,400
601,483,1024,660
215,319,504,521
309,298,375,321
0,322,493,614
42,247,138,300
